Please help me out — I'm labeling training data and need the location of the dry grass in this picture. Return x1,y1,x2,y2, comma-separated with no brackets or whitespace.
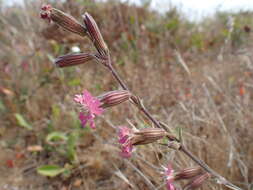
0,0,252,189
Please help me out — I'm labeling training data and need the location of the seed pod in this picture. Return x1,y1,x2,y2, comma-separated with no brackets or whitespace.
174,167,203,180
183,173,211,190
98,90,131,108
83,13,108,56
54,53,95,67
118,127,168,158
133,128,168,145
40,4,87,37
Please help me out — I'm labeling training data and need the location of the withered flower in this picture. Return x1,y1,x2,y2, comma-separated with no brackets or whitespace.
118,127,167,158
40,4,87,37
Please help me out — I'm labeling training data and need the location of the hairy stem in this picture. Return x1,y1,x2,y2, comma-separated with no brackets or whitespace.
107,55,242,190
108,62,162,129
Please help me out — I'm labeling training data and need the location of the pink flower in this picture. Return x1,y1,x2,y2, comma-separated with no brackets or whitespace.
165,164,176,190
74,90,103,129
118,126,133,158
118,127,167,158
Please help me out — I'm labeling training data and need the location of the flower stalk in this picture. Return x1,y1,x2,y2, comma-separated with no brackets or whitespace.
40,5,243,190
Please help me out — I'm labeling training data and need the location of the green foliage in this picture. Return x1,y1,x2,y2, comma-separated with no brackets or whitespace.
166,18,179,31
45,128,81,162
14,113,32,130
66,130,79,162
129,15,135,25
190,32,204,50
174,126,183,142
46,132,68,143
37,165,68,177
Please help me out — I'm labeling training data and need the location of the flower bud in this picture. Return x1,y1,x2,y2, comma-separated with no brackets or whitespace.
40,4,52,22
133,128,168,145
83,13,108,56
174,167,203,180
55,53,95,67
183,173,211,190
40,4,87,37
118,127,167,158
98,90,131,108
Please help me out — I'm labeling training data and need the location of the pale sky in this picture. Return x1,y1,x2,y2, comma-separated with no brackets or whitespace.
4,0,253,21
126,0,253,20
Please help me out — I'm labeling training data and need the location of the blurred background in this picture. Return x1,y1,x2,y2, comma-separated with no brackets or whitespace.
0,0,252,189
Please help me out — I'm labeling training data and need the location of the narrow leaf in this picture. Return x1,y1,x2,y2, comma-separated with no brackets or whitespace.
46,132,68,143
14,113,32,130
37,165,66,177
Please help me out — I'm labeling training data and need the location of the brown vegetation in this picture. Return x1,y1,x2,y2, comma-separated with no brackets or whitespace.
0,0,252,189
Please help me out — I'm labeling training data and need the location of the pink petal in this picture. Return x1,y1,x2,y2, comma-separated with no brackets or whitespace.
118,126,131,139
74,94,83,103
165,164,175,190
120,151,131,158
75,90,104,129
167,183,175,190
82,90,103,115
119,135,129,144
118,126,131,144
166,164,173,176
120,141,133,158
121,145,133,158
79,112,89,127
89,115,96,129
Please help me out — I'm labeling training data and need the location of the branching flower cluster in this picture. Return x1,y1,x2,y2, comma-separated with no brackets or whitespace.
40,4,242,190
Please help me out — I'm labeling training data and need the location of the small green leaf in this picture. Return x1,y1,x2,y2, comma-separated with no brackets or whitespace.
37,165,66,177
46,132,68,143
14,113,32,130
67,131,79,162
178,127,183,143
175,127,183,143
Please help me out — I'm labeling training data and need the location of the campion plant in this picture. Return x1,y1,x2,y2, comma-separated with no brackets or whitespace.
40,4,242,190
